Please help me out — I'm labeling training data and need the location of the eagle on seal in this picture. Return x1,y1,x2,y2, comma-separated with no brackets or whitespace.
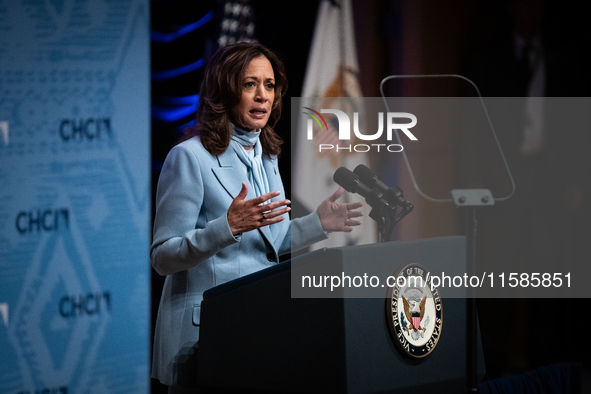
402,296,427,333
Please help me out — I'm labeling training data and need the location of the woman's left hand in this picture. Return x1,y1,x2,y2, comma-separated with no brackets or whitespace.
317,187,363,233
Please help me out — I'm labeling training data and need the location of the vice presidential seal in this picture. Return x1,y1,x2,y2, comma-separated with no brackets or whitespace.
385,263,442,358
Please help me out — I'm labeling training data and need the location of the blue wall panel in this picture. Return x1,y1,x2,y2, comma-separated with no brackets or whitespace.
0,1,150,392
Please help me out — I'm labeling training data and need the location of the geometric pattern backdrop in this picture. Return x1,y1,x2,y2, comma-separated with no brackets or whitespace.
0,0,150,392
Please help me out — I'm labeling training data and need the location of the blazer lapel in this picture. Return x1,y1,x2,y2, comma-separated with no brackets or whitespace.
263,157,281,198
262,156,283,244
211,148,253,199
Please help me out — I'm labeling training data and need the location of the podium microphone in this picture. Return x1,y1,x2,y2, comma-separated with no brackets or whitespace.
333,167,394,212
334,166,413,241
353,164,413,211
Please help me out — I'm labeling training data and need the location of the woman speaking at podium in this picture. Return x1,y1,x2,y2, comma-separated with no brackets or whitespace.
150,42,362,393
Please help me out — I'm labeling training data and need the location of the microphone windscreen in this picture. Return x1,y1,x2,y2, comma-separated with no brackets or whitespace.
333,167,358,192
353,164,377,186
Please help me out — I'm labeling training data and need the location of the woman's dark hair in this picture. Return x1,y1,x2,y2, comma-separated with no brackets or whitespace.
184,42,287,157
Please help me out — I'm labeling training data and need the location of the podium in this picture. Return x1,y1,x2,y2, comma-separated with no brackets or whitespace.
197,236,485,393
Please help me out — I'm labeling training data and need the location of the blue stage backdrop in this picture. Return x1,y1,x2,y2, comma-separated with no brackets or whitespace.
0,1,150,393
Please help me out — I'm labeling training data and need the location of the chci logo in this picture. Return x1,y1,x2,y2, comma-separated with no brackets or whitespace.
385,263,442,358
302,107,417,153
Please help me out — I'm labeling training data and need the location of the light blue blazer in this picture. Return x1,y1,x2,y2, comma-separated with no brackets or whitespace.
150,136,327,387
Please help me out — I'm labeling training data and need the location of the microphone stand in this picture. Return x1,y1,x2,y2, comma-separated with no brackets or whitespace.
366,190,414,243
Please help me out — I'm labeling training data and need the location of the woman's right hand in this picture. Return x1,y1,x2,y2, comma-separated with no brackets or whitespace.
227,183,291,235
